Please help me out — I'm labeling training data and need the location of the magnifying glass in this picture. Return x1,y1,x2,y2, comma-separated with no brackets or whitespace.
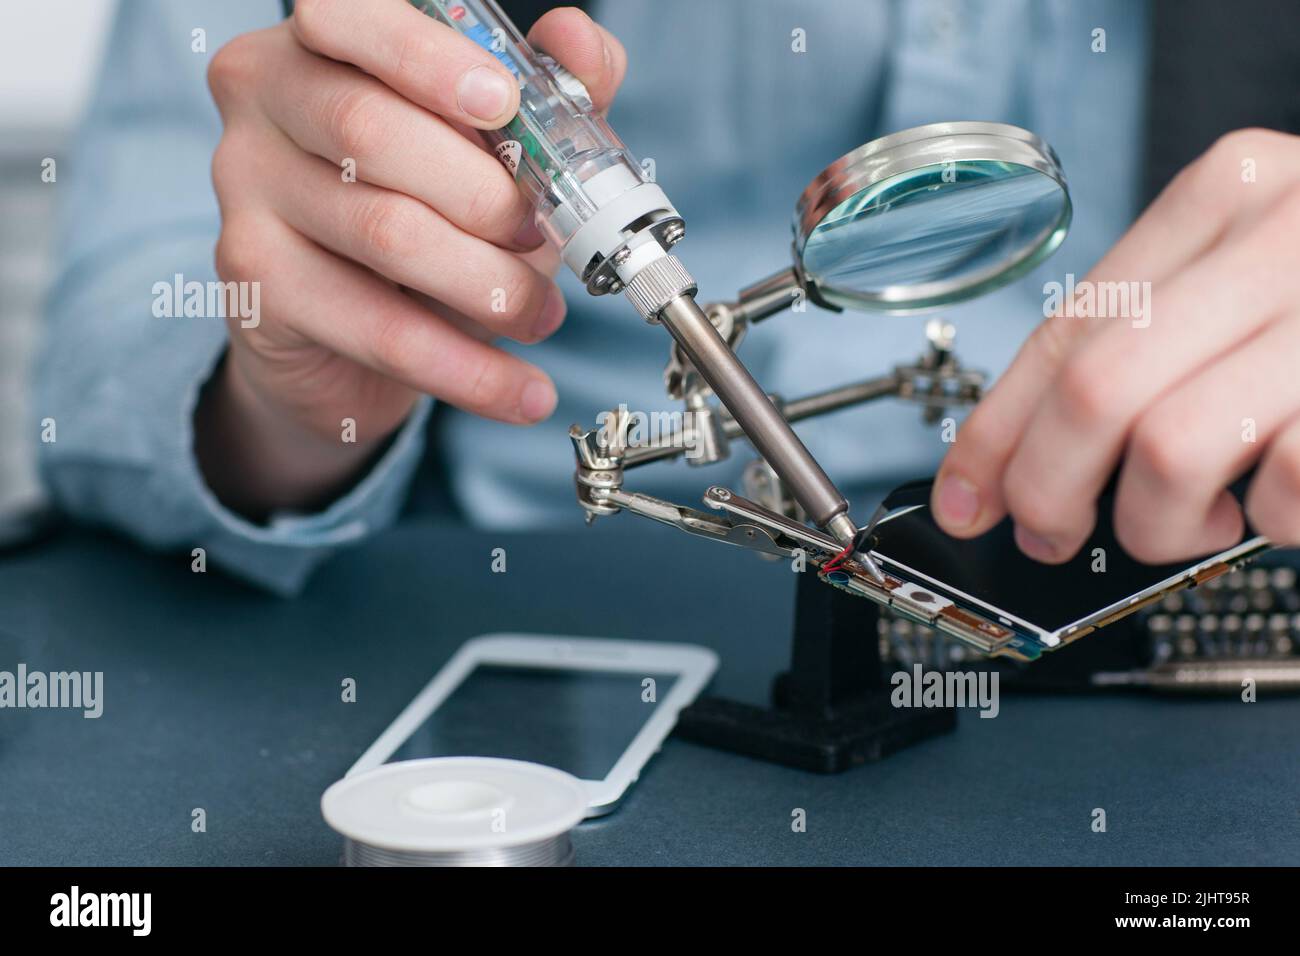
727,121,1071,321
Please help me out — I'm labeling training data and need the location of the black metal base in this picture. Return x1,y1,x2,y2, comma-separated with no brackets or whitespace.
676,689,955,773
675,567,957,773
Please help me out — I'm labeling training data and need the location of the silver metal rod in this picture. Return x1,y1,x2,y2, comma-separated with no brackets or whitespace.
1092,659,1300,692
620,373,900,469
622,439,688,468
657,293,851,536
733,267,802,325
781,375,899,421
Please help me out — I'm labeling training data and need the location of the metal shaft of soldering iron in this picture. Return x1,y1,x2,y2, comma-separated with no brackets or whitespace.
658,294,882,575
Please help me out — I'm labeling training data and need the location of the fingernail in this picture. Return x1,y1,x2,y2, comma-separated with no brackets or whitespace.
512,215,544,249
519,378,557,422
1014,524,1058,562
457,66,513,122
935,473,980,528
532,286,566,339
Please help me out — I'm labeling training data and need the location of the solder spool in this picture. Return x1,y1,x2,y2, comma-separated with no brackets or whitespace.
321,757,588,867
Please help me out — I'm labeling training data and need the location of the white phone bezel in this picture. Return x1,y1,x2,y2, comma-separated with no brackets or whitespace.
346,633,718,817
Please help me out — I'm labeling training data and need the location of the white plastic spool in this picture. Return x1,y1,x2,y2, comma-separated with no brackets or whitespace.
321,757,588,867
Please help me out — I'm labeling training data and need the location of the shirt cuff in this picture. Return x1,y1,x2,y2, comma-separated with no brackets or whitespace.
177,352,434,595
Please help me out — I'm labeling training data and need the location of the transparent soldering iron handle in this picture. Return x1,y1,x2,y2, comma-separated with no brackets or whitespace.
411,0,653,255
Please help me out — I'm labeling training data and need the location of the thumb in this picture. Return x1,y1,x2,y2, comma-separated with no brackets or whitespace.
527,7,626,113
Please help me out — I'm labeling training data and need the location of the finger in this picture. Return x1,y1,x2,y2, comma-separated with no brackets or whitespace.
933,131,1300,540
263,136,566,344
589,21,629,110
1245,418,1300,545
997,192,1300,562
224,212,557,424
403,289,496,345
519,237,562,277
1088,128,1300,289
257,46,535,249
527,7,625,111
1111,317,1300,563
291,0,520,127
931,310,1088,537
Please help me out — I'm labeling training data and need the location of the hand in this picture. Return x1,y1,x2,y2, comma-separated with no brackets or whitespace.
197,2,626,516
932,128,1300,564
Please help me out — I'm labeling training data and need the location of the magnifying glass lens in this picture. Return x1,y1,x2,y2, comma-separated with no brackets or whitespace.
793,124,1072,313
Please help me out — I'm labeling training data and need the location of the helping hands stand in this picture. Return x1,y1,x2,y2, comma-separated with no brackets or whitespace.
567,123,1070,771
674,566,956,773
569,289,981,773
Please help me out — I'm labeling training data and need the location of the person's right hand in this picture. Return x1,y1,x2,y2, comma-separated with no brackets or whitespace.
196,1,626,517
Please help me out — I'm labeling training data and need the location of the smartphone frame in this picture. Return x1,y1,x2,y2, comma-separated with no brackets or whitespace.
869,505,1273,647
346,633,718,817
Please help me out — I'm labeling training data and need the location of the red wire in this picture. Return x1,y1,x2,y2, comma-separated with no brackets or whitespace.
822,541,854,574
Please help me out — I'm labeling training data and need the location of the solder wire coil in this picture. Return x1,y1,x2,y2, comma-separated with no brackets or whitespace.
322,757,588,868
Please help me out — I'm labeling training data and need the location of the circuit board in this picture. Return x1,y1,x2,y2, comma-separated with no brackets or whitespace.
819,543,1271,663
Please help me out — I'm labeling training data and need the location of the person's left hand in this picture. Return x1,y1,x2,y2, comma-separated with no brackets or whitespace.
931,128,1300,564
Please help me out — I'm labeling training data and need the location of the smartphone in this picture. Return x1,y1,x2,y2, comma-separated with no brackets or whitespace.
824,485,1272,662
346,634,717,815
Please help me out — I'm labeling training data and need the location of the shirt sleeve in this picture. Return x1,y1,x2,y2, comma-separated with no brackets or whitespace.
33,0,432,596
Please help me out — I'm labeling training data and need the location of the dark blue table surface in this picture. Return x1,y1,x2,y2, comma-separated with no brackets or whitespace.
0,518,1296,866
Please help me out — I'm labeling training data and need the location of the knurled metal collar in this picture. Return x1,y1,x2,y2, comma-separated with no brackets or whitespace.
623,255,698,321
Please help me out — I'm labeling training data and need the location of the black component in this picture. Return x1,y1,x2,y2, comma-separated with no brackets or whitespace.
675,569,955,773
869,474,1263,635
0,502,61,556
1143,0,1300,206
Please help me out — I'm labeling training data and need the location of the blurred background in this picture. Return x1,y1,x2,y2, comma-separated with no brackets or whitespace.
0,0,114,514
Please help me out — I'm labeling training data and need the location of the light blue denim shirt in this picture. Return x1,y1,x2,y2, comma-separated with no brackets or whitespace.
36,0,1149,594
